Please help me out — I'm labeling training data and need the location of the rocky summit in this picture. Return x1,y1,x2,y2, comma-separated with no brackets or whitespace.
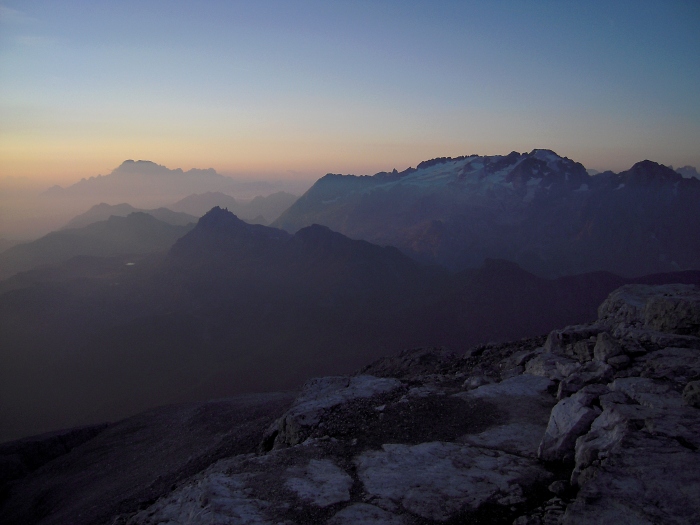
2,283,699,524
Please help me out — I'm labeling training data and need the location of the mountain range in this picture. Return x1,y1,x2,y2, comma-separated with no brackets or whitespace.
43,160,310,208
61,203,197,229
2,206,699,442
0,188,300,280
274,150,700,278
0,213,194,281
169,190,298,224
675,165,700,179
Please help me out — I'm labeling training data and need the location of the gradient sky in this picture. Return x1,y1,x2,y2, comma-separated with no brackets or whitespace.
1,0,699,184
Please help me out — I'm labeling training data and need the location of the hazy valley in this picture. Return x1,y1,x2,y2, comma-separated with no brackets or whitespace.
1,152,700,524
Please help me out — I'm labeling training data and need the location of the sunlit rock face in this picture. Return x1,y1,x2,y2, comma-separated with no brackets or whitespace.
274,150,700,278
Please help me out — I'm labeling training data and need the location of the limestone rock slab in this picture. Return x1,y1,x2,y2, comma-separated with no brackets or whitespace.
264,375,403,448
598,283,700,337
564,432,700,525
284,459,352,507
525,353,579,381
539,385,606,462
356,441,551,522
326,503,406,525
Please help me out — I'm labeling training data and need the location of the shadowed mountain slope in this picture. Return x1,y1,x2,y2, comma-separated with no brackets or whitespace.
0,213,194,280
0,393,296,525
2,207,700,443
62,203,197,229
274,151,700,278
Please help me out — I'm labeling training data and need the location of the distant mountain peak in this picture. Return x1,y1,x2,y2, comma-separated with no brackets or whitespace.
119,159,157,167
622,160,682,184
416,155,474,170
529,148,558,156
294,223,345,245
174,207,290,255
113,159,173,175
110,159,219,177
675,165,700,179
197,206,247,229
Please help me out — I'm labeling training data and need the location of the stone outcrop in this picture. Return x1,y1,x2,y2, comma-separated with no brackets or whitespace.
355,442,551,521
538,384,606,462
261,375,403,449
2,284,699,524
598,284,700,336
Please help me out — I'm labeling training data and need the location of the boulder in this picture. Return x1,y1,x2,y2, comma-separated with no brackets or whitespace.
564,431,700,525
571,338,596,362
557,361,613,399
609,377,684,410
593,332,625,362
634,347,700,383
616,326,700,349
538,384,607,462
127,469,274,525
572,401,654,485
565,381,700,525
606,354,631,369
645,289,700,336
543,325,603,356
525,353,580,381
598,283,700,336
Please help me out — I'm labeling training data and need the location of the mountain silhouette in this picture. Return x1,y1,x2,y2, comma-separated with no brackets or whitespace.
62,203,197,229
274,151,700,277
42,160,307,209
0,213,194,280
169,191,298,224
2,207,699,442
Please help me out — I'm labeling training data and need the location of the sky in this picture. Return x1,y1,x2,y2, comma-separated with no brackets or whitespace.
1,0,699,185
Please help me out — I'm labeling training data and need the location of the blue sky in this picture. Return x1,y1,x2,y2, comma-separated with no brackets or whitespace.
1,0,699,183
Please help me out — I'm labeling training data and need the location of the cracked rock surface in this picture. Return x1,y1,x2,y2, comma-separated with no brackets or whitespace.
2,284,699,524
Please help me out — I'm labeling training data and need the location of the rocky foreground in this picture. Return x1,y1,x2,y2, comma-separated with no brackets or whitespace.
2,284,700,524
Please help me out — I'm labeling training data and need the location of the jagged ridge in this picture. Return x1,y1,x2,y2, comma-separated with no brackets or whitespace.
274,150,700,278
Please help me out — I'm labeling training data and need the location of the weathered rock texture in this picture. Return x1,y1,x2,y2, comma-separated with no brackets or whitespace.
2,284,699,524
